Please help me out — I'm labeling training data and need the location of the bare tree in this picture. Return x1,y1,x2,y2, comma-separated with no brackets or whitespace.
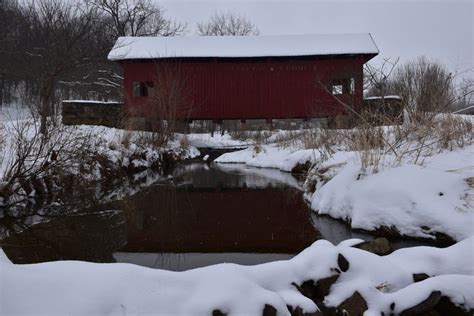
11,0,113,134
197,12,259,36
452,78,474,111
126,61,191,146
87,0,186,38
0,0,24,107
364,58,399,98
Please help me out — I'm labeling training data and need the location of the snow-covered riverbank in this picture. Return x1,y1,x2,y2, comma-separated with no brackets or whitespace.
1,237,473,315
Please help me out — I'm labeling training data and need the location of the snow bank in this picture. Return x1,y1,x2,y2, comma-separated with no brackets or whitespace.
309,145,474,241
0,121,200,180
183,132,250,148
1,237,473,315
215,145,321,172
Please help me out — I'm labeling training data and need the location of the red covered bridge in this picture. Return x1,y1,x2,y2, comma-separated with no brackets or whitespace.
108,34,378,121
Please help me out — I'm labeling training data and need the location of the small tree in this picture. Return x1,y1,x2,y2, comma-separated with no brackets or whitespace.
197,12,259,36
392,57,455,121
129,61,191,146
87,0,186,38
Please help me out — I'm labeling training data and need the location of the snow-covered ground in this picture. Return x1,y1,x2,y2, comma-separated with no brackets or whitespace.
1,237,473,315
216,144,320,171
308,147,474,241
0,104,31,122
183,132,251,148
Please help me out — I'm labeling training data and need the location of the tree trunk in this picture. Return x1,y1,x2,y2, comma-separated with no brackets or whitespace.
0,74,4,108
39,79,54,136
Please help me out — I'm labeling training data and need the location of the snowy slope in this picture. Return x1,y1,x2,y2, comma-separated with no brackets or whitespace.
309,145,474,241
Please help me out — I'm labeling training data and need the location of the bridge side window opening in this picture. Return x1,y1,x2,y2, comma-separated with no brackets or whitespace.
133,81,154,97
331,78,355,95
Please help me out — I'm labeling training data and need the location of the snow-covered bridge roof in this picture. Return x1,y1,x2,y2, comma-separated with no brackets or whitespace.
108,33,379,61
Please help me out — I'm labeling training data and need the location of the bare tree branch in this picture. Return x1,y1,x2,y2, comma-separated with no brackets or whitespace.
197,12,259,36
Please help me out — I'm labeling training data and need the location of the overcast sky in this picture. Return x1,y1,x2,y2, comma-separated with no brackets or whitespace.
158,0,473,79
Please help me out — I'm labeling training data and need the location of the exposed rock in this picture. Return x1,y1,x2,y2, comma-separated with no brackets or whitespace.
292,275,340,315
212,309,226,316
303,276,340,299
413,273,430,283
434,296,473,316
400,291,442,316
354,238,393,256
337,254,350,272
432,232,456,247
466,177,474,188
316,275,340,298
288,305,322,316
263,304,277,316
371,225,401,239
337,291,368,316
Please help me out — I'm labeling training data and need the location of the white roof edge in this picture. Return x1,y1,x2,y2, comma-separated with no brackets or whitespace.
108,33,379,61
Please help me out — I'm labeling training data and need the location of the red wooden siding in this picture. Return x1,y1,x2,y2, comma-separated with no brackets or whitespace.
121,55,368,120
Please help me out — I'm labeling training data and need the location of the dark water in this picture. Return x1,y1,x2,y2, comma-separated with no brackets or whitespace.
0,163,427,271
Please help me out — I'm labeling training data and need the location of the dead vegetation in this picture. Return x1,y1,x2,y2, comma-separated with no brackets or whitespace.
0,113,96,215
122,61,191,148
299,57,474,172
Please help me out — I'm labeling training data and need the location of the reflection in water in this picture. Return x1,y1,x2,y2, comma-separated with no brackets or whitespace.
0,163,431,271
118,186,318,253
1,210,126,264
114,252,293,271
173,163,302,189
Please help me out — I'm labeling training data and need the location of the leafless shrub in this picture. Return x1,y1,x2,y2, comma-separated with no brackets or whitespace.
273,130,302,149
179,134,190,148
392,57,456,123
120,129,132,149
452,78,474,111
228,126,273,143
437,115,472,149
197,11,259,36
253,142,263,155
126,61,191,148
228,128,250,141
0,113,95,214
0,124,5,149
